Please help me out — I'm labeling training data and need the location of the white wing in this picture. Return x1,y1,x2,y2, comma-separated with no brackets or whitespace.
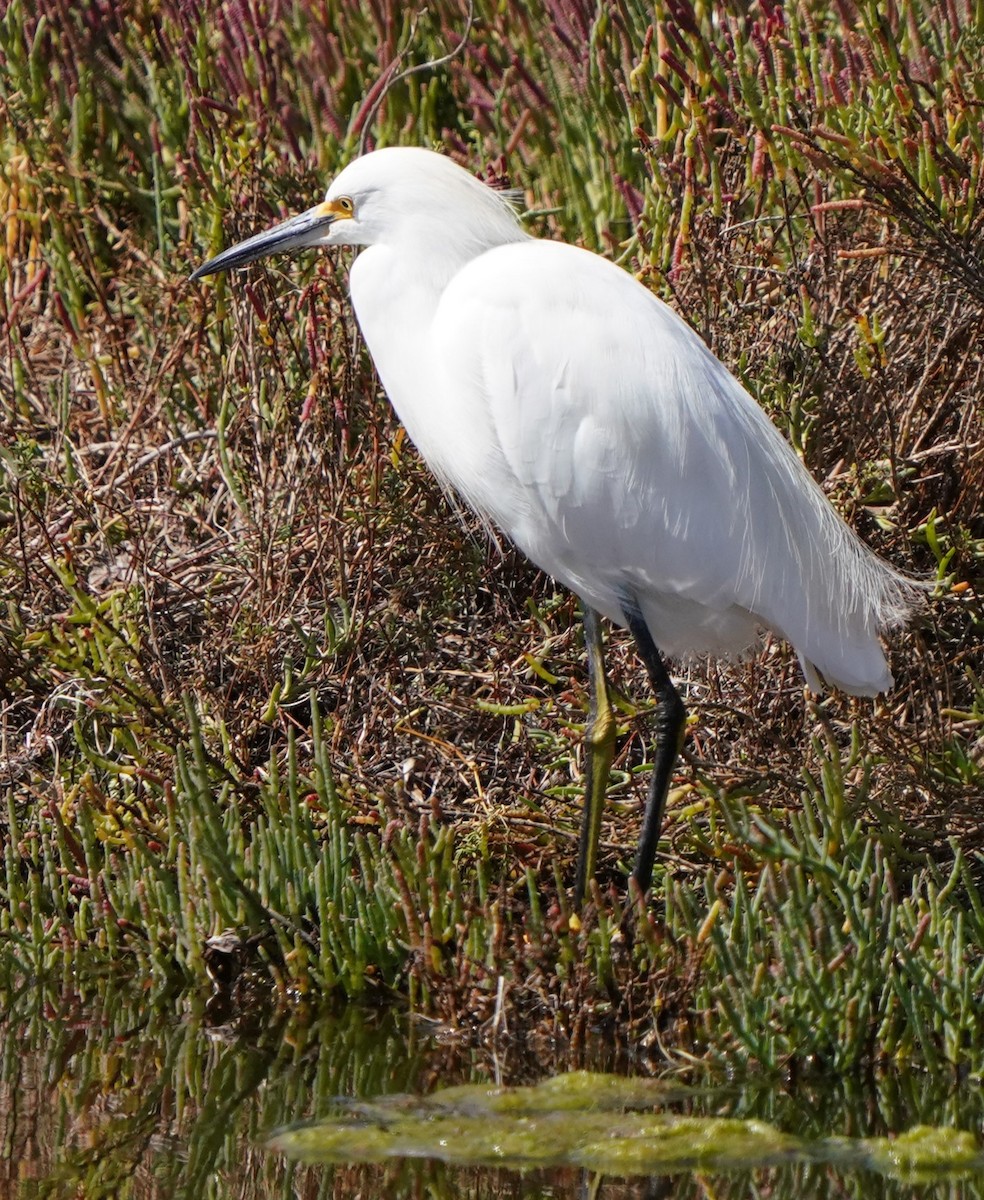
426,239,914,695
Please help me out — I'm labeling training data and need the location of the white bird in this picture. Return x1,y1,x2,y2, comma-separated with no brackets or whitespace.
192,147,920,902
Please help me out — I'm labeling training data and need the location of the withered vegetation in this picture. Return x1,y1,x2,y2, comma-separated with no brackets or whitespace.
1,0,982,1066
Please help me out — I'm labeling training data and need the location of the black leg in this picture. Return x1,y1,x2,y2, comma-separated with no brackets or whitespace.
574,605,616,906
621,602,685,894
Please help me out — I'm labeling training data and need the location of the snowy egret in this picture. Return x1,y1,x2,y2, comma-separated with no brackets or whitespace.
192,147,919,902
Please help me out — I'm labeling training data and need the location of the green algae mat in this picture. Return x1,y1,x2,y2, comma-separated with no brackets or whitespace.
273,1071,982,1181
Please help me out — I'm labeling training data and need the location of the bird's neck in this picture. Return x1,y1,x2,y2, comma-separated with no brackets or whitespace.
348,244,445,423
349,242,444,352
347,243,491,490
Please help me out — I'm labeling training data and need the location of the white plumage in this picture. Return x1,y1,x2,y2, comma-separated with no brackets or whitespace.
193,146,920,898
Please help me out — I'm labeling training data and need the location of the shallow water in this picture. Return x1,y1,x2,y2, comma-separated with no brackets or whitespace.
2,974,983,1199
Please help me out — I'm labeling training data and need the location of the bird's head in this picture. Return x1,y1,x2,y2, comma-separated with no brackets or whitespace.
191,147,525,282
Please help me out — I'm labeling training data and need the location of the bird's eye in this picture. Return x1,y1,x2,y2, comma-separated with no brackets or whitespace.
336,196,354,215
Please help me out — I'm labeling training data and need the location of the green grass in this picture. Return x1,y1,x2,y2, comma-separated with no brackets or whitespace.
1,0,983,1074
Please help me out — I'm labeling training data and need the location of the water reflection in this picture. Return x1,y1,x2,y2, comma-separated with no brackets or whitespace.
1,973,982,1199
